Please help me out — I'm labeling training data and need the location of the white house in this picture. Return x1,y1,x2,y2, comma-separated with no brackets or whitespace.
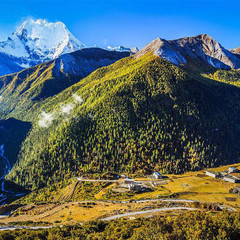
205,170,220,178
228,167,239,173
121,179,146,192
153,171,162,179
223,175,240,183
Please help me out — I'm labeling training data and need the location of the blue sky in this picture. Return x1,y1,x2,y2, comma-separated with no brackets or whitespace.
0,0,239,49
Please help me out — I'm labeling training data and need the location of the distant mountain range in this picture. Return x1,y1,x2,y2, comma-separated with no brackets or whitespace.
0,19,240,78
106,46,139,53
0,19,137,76
1,18,240,192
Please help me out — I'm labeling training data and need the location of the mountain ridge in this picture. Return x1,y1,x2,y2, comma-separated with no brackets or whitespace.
4,52,240,189
230,47,240,57
1,31,240,190
135,34,240,69
0,20,239,77
106,45,139,53
0,47,130,119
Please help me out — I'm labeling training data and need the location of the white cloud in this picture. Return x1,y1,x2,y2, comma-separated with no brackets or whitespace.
38,111,55,128
38,94,84,128
73,94,83,104
89,113,94,119
61,103,74,115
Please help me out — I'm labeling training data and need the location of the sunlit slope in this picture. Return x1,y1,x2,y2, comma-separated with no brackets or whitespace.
6,53,240,189
0,48,129,120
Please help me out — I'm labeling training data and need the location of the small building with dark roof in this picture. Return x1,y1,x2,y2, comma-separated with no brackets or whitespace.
228,167,239,174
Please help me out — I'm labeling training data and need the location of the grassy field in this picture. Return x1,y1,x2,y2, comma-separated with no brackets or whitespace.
131,164,240,208
0,200,201,225
81,163,240,208
1,163,240,225
14,163,240,207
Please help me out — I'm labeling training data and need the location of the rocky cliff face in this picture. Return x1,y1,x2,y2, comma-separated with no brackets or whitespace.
230,47,240,57
135,34,240,69
135,38,187,66
53,47,131,79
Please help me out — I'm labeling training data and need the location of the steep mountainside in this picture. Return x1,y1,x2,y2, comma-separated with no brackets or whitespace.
0,19,85,76
0,48,130,119
230,47,240,57
135,34,240,69
0,52,24,76
5,53,240,190
0,118,31,175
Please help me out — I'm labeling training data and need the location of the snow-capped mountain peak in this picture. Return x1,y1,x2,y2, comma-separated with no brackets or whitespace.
14,19,85,58
106,45,139,53
0,19,85,75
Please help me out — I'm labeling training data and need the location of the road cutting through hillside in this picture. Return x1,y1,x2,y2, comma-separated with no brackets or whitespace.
0,225,53,231
100,207,199,221
0,197,237,231
0,206,198,231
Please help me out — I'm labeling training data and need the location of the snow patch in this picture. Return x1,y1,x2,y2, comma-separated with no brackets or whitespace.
19,63,30,68
107,46,138,53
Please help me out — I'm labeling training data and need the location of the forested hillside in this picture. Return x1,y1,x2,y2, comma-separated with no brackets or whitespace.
203,69,240,87
5,53,240,189
0,48,129,120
